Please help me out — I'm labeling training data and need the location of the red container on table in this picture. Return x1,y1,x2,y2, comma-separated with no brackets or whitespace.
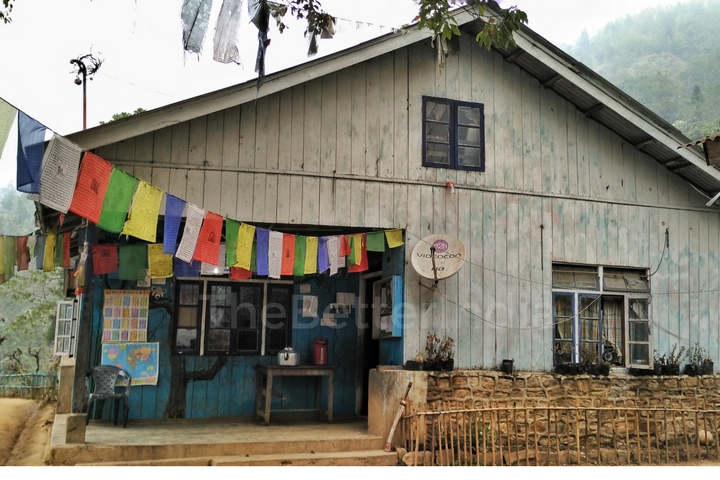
313,338,328,365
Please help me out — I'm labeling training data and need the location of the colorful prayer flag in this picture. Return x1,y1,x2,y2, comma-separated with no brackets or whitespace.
118,244,147,281
175,204,205,263
304,236,318,274
235,223,255,270
268,230,283,279
16,236,29,271
230,266,252,280
225,218,240,267
148,244,173,278
69,152,113,224
16,111,47,194
385,229,404,248
366,231,386,252
173,257,199,278
92,244,119,275
163,194,186,254
193,211,223,265
281,234,295,276
98,168,139,233
43,234,56,272
3,235,15,280
121,181,163,242
63,232,71,268
293,236,306,276
256,228,269,276
0,98,16,157
318,236,330,274
327,236,340,276
38,135,83,213
348,234,369,273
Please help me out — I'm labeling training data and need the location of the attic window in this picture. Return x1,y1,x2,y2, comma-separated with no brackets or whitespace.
422,96,485,171
603,268,650,292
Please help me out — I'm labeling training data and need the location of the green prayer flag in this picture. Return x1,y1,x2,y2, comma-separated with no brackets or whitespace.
0,98,16,158
347,235,356,265
98,168,139,233
366,231,386,252
293,236,306,276
251,241,257,273
225,218,240,267
118,244,147,281
4,235,15,281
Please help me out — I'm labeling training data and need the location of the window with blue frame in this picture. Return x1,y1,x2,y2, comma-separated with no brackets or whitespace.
422,96,485,171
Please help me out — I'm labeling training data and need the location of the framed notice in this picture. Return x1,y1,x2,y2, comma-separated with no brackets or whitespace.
102,290,149,343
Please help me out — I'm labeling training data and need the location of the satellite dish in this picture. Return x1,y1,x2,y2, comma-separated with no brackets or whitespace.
411,234,466,280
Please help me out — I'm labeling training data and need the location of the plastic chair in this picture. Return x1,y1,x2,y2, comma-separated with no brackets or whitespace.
85,365,132,428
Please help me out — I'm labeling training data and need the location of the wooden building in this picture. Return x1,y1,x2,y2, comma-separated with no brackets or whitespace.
59,8,720,421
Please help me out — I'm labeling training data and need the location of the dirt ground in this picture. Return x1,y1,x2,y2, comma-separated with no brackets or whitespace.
0,398,56,466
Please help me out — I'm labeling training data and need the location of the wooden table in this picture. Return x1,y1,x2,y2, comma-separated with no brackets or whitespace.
255,365,334,425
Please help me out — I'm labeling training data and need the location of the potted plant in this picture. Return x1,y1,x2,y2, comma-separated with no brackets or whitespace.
664,344,686,375
686,343,711,376
423,331,440,370
552,343,572,374
438,335,455,371
580,344,600,375
653,350,666,376
500,358,514,374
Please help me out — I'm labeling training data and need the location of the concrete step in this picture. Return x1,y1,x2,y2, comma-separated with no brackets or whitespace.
211,450,398,466
76,449,399,467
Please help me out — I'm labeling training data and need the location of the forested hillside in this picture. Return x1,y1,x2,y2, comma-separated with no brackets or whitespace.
567,0,720,140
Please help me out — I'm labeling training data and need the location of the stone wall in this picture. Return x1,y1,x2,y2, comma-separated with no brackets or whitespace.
424,370,720,409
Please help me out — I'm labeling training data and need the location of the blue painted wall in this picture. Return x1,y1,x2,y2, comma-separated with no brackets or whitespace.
86,272,365,420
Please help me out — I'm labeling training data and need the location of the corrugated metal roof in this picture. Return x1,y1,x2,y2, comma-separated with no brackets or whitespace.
679,132,720,148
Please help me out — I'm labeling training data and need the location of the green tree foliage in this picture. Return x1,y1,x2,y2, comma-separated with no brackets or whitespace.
568,0,720,138
0,0,13,24
0,184,37,236
98,108,147,125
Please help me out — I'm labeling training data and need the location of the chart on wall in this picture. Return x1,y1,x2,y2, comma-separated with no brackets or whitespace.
102,290,149,342
101,343,159,386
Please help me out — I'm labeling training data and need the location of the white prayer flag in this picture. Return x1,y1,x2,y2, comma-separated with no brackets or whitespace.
38,135,83,213
268,230,283,279
328,236,340,276
175,204,205,263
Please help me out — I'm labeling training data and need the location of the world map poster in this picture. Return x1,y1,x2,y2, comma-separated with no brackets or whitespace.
101,342,159,386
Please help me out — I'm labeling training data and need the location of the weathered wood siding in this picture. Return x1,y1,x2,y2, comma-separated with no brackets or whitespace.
97,34,719,372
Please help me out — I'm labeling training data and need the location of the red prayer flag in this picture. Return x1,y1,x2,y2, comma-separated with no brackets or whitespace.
281,234,295,276
62,232,71,268
91,244,118,275
339,235,351,257
69,152,113,224
193,211,223,265
16,236,29,271
230,266,252,280
348,234,368,273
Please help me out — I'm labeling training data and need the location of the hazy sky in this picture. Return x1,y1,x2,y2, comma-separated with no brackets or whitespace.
0,0,696,186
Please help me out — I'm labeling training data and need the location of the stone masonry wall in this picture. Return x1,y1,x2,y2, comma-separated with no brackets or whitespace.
425,370,720,409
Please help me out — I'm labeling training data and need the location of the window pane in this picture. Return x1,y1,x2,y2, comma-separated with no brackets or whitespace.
207,329,230,351
628,299,648,319
602,297,623,365
458,126,482,146
426,101,450,123
580,319,598,341
237,330,258,351
176,329,197,349
177,306,197,328
426,122,450,143
554,296,572,340
458,106,481,126
629,344,649,365
265,329,287,352
580,342,599,362
426,143,450,164
574,272,598,289
210,307,231,328
457,146,482,167
179,284,199,305
629,321,649,342
211,285,231,306
552,271,575,288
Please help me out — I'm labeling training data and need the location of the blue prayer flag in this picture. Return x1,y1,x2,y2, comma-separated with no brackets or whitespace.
256,227,269,276
163,194,186,254
16,112,47,194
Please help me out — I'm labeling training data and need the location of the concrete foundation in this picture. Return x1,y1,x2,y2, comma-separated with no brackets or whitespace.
65,413,86,444
56,356,75,414
367,366,427,446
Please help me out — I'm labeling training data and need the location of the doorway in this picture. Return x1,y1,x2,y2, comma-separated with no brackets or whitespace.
357,271,381,416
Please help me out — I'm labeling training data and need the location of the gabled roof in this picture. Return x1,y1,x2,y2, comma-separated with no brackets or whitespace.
66,7,720,204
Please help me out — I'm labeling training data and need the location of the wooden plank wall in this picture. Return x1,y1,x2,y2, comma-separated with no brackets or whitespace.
95,35,720,372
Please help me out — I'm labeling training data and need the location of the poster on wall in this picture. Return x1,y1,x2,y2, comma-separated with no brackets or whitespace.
101,342,159,386
102,290,149,342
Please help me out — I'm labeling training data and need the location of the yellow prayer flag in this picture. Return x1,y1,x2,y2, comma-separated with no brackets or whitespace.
304,236,318,274
352,233,362,265
148,244,173,278
44,234,56,272
0,236,4,269
121,181,163,243
236,223,256,270
385,229,404,248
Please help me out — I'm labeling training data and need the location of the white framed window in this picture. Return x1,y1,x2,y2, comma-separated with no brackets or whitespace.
54,299,78,356
552,264,651,368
